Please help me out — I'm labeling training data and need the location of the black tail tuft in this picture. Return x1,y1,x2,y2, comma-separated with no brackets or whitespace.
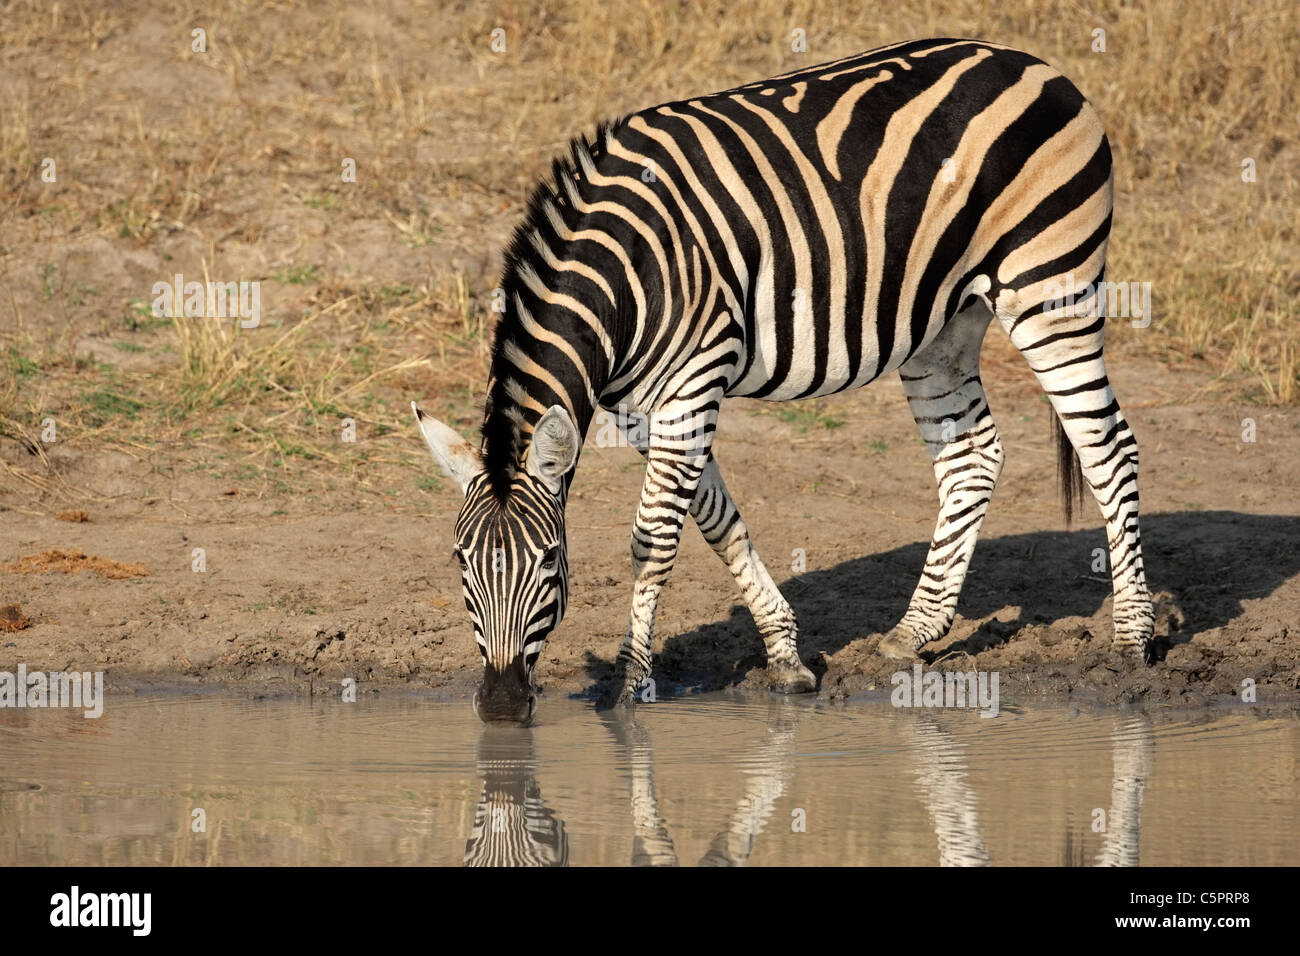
1054,413,1086,525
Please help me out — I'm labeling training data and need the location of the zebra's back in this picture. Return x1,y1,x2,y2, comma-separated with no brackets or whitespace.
598,37,1111,403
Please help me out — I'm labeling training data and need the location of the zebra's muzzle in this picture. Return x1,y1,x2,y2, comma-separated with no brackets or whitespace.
475,658,536,724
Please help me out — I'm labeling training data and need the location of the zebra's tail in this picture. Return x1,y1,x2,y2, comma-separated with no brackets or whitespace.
1054,413,1086,525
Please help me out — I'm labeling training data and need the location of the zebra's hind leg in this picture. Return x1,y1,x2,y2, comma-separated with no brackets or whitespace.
691,455,815,693
997,284,1154,660
877,306,1004,660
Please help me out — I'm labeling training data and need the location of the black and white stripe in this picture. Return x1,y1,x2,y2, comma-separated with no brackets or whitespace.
415,36,1154,718
463,735,569,867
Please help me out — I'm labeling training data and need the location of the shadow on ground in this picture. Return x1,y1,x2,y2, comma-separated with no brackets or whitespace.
581,511,1300,707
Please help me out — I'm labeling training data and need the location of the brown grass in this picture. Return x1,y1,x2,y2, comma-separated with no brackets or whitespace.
0,549,150,580
0,604,31,632
0,0,1295,507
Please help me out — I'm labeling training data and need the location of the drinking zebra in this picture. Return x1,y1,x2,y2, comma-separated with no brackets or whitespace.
414,37,1154,722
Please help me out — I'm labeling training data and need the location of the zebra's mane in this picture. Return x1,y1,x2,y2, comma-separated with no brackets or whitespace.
499,118,627,282
480,118,628,501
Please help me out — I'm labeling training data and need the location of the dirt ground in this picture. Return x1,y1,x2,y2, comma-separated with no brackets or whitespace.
1,2,1297,714
3,338,1298,711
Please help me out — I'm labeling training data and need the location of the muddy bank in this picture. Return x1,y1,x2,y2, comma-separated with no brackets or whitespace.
4,506,1298,711
39,579,1300,715
818,592,1299,710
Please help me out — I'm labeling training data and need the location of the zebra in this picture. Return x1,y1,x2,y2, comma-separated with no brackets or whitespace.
414,37,1155,722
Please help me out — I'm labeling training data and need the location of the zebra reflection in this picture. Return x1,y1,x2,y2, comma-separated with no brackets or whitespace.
463,706,1151,865
909,714,1153,866
463,704,800,867
603,709,678,865
603,700,802,867
1094,714,1153,866
463,729,568,867
910,717,992,866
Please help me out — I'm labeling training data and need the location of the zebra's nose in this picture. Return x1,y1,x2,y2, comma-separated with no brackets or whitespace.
473,688,536,723
475,659,536,723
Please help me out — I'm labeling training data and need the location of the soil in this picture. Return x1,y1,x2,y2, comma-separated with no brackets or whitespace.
2,3,1295,717
3,339,1298,712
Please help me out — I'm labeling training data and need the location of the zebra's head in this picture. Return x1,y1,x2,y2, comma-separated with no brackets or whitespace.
411,401,580,723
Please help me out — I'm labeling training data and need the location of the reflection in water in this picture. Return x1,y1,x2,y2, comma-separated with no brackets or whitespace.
697,706,800,867
599,702,802,867
603,712,678,866
909,714,1154,867
910,718,992,867
463,730,568,867
1095,715,1153,867
1,695,1291,866
466,705,1159,867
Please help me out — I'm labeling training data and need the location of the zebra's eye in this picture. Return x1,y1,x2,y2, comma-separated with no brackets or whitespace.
452,549,468,570
540,547,560,570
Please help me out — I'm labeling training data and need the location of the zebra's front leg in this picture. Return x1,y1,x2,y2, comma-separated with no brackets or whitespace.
691,456,815,693
610,438,713,707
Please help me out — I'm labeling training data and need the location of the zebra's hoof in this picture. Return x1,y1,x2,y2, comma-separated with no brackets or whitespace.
876,629,921,661
1113,640,1152,665
595,687,637,711
595,671,642,709
767,661,816,694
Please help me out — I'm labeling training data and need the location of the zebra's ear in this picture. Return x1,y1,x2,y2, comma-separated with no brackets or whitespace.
526,405,580,490
412,402,481,495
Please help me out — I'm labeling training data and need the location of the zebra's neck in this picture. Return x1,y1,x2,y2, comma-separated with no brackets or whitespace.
480,252,621,498
480,123,695,498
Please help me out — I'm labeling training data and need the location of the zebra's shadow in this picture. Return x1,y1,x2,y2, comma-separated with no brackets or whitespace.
582,510,1300,692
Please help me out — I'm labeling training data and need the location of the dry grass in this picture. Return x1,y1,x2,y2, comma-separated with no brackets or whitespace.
0,0,1295,508
0,549,150,580
0,604,32,632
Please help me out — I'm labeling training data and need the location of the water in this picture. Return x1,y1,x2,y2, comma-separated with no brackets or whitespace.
1,693,1296,865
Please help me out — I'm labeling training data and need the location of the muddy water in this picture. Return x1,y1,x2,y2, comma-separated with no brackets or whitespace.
0,693,1296,866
